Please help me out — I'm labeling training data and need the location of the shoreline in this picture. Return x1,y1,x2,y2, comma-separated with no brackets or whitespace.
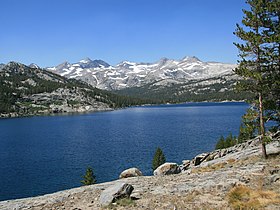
0,100,247,120
0,107,114,120
0,135,279,209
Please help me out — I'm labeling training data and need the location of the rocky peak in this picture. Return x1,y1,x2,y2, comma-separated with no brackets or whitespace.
79,57,92,64
29,63,40,69
3,62,29,73
92,59,111,68
78,58,110,69
55,61,71,71
157,57,170,65
181,56,201,63
117,61,134,68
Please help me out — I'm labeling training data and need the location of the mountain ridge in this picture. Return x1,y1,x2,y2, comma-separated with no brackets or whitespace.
45,56,249,102
46,56,237,91
1,57,249,103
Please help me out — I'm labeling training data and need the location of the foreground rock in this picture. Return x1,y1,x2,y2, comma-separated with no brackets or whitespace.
99,182,134,206
193,152,209,166
179,135,277,172
119,168,143,179
153,163,181,176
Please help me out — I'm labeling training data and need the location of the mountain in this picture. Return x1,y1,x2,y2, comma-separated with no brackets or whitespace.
47,56,251,102
47,58,110,76
47,56,237,91
0,62,153,118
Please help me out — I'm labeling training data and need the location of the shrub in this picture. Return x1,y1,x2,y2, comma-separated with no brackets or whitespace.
215,136,225,150
152,147,166,171
81,167,96,185
215,133,237,150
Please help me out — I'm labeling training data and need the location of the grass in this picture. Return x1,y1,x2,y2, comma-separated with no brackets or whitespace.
115,198,135,206
191,162,226,174
227,185,280,209
191,159,237,174
106,198,135,209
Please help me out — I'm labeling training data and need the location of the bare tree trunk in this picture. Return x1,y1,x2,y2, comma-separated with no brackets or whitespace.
259,92,267,158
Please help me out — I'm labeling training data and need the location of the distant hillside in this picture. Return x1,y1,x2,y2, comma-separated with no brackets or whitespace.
0,62,155,118
114,73,252,103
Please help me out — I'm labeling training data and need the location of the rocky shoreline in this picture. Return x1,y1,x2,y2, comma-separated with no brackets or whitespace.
0,134,279,209
0,106,113,119
0,101,243,119
0,88,114,119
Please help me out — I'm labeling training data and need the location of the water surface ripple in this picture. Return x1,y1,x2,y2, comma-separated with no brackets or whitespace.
0,102,248,201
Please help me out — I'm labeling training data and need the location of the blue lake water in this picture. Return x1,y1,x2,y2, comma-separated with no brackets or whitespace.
0,102,248,201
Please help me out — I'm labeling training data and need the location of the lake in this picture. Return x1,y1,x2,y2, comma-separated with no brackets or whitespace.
0,102,248,201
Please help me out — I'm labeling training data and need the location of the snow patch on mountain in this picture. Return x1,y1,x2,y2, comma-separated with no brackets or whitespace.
47,56,236,90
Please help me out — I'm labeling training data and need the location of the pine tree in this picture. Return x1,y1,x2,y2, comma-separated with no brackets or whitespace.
225,133,233,148
263,0,280,128
152,147,166,171
234,0,279,158
81,167,96,185
215,136,225,150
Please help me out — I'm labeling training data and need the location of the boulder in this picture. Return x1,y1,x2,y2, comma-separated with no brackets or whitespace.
205,151,218,162
99,182,134,206
119,167,143,179
220,149,227,157
153,163,181,176
180,160,191,171
271,130,280,140
270,174,280,183
214,152,221,159
182,160,191,167
193,153,210,166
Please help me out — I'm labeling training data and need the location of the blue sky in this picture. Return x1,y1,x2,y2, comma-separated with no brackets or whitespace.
0,0,247,67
